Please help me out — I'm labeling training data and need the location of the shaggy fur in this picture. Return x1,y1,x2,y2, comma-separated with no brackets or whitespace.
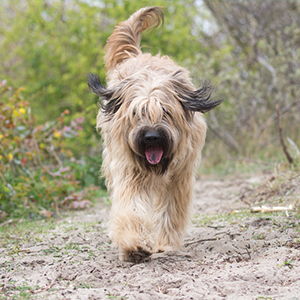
88,7,221,263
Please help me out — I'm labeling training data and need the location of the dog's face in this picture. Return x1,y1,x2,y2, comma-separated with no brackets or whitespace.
125,82,183,175
88,70,221,174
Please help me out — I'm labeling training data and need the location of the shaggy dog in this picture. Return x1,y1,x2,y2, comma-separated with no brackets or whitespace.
88,7,221,263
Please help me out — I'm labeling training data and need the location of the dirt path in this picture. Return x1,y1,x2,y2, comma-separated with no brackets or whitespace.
1,174,300,299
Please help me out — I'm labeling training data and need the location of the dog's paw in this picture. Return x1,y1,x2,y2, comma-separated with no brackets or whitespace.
119,247,152,263
153,245,175,253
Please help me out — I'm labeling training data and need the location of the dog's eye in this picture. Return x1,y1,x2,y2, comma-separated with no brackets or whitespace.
130,108,139,122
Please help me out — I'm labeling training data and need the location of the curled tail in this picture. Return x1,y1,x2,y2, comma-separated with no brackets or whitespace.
104,6,164,73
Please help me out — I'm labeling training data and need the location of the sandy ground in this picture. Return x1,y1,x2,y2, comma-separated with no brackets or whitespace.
1,173,300,300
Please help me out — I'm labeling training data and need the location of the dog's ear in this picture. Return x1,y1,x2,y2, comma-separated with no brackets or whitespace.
172,73,222,113
87,73,114,100
179,84,222,113
87,73,122,115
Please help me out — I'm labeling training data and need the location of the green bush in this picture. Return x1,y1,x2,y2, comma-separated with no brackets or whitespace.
0,81,104,222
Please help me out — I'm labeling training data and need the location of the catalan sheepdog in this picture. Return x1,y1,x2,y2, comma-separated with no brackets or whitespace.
88,7,221,262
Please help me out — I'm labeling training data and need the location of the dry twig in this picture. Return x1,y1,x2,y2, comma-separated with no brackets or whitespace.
184,238,217,246
250,205,293,213
276,104,294,164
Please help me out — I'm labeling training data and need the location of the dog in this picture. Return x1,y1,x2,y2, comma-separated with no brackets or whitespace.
88,7,221,263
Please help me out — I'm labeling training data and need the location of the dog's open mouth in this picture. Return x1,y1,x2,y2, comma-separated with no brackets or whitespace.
145,145,163,165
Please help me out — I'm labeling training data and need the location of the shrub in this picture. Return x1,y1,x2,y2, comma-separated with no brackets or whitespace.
0,80,104,222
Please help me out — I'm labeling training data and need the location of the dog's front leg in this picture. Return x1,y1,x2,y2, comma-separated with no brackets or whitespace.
108,195,152,263
153,178,193,253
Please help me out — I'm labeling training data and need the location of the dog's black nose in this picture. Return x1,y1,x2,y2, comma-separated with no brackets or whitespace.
144,131,161,144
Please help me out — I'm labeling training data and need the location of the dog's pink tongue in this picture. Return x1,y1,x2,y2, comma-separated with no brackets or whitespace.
145,145,163,165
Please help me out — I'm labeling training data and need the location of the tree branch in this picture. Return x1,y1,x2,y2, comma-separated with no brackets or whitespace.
276,104,294,164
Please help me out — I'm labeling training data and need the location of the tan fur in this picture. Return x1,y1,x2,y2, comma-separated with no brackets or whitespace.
90,7,220,262
104,6,164,75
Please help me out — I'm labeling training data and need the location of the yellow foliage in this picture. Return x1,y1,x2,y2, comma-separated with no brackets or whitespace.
19,107,26,114
12,109,20,118
8,153,13,161
53,130,62,138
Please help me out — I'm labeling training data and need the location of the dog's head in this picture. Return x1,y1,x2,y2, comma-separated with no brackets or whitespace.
88,70,221,174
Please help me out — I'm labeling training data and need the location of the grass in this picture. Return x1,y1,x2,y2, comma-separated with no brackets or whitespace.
0,193,109,246
1,222,110,264
0,211,113,299
74,281,94,289
0,218,57,247
0,281,40,300
0,215,109,261
193,210,265,227
193,210,300,233
107,292,129,300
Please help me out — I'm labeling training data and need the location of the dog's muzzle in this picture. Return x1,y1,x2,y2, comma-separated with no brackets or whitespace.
143,131,164,165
